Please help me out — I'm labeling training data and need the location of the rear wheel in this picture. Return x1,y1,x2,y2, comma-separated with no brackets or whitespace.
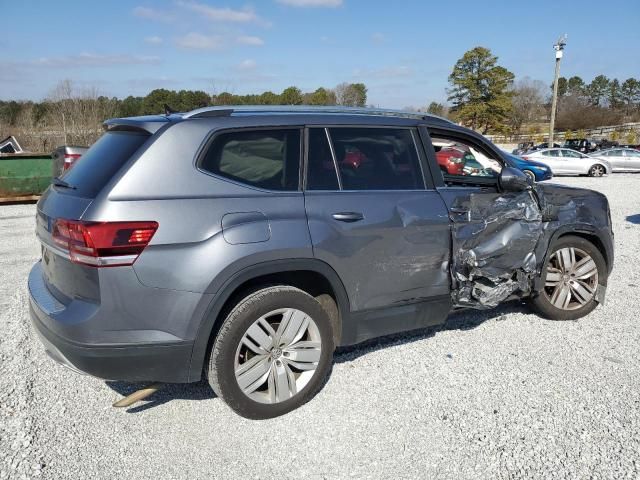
589,164,605,177
531,235,607,320
208,286,334,419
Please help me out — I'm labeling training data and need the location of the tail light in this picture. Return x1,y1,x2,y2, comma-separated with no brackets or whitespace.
52,219,158,267
62,153,82,171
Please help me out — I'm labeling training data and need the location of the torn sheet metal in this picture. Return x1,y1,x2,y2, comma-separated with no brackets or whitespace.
450,189,544,308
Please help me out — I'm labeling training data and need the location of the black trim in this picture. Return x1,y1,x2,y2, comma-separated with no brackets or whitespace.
30,301,193,383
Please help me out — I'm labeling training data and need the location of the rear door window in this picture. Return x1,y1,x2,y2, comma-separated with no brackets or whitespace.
325,127,424,190
306,128,339,190
59,130,149,198
200,129,301,191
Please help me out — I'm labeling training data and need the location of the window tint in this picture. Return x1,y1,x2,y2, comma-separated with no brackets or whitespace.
562,149,581,158
307,128,339,190
431,135,502,184
60,130,149,198
200,129,300,191
542,150,560,157
627,150,640,157
327,127,424,190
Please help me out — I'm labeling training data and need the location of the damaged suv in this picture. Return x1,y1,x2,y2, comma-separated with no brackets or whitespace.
28,107,614,419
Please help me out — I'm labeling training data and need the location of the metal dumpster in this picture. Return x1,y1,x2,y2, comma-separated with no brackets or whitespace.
0,153,52,201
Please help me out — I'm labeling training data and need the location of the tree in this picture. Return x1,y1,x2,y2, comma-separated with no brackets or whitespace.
258,91,280,105
335,83,367,107
119,96,143,117
509,77,547,135
621,78,640,113
567,76,585,97
608,79,622,110
280,86,303,105
587,75,610,106
556,77,568,97
447,46,515,133
309,87,335,106
141,88,180,114
427,102,445,116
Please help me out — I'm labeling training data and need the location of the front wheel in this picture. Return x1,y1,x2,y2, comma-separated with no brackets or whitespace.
530,235,607,320
589,164,606,177
208,286,335,419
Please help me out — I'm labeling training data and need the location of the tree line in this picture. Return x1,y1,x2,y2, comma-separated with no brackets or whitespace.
0,82,367,151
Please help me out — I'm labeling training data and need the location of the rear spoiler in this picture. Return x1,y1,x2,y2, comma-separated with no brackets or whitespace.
103,115,174,134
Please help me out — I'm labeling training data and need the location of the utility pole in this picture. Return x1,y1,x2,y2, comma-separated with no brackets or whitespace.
549,34,567,147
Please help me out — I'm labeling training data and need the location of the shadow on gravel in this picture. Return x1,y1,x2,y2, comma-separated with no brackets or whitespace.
626,214,640,224
106,300,528,412
335,300,529,364
105,379,215,413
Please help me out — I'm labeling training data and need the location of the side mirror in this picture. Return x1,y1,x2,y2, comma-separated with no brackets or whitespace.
499,166,532,192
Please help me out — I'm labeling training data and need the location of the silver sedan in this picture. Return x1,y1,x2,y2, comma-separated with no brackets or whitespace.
591,148,640,172
522,148,611,177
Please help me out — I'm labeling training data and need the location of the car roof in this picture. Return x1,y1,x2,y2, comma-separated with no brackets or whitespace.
103,105,456,133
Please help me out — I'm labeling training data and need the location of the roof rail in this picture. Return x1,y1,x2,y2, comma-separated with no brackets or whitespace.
181,105,453,123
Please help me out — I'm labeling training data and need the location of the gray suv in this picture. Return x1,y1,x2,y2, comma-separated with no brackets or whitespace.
28,107,614,419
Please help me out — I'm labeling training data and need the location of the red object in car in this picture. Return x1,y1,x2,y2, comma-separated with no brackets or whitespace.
63,153,82,171
435,147,465,175
343,150,366,169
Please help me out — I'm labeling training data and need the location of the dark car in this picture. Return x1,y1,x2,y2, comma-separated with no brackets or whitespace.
51,145,88,177
28,106,614,419
502,151,553,182
563,138,596,154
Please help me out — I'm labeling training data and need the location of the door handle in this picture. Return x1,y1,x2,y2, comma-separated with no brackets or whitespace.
332,212,364,222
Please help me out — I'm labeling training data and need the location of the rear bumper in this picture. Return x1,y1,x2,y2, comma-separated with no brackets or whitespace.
28,261,195,383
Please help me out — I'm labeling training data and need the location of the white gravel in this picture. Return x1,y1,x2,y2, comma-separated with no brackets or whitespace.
1,175,639,480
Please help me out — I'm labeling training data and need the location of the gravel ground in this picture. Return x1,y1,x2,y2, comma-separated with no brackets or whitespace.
1,175,639,480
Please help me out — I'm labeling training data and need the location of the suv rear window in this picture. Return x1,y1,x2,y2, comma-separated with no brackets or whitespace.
59,130,149,198
200,129,301,191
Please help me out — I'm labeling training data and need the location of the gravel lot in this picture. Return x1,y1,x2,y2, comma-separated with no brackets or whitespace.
1,175,639,480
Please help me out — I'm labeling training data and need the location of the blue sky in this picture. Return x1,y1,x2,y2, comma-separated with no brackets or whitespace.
2,0,639,108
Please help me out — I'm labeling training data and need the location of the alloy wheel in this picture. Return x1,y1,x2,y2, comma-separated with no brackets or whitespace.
589,165,605,177
234,308,322,404
543,247,598,311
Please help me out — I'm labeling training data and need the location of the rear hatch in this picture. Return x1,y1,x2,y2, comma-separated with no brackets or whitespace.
36,130,151,304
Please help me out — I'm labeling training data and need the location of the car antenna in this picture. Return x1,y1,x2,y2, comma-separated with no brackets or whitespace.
164,104,178,116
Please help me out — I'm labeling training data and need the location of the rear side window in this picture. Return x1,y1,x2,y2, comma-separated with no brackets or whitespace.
60,130,149,198
327,127,424,190
200,129,301,191
307,128,339,190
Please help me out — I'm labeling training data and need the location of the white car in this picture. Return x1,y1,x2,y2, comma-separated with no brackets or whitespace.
591,148,640,172
522,148,610,177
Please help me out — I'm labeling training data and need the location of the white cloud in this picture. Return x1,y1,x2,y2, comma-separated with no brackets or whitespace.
236,35,264,46
144,36,163,45
277,0,342,6
175,32,223,50
31,53,161,68
177,1,262,23
132,6,174,22
236,59,257,71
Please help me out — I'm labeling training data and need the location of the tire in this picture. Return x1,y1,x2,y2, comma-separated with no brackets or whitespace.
208,286,335,419
523,170,536,183
530,235,607,321
588,164,606,177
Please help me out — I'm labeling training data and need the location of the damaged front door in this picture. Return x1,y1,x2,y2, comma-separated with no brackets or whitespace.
426,129,544,308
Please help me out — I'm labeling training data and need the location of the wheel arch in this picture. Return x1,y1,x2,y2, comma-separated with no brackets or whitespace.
187,259,349,382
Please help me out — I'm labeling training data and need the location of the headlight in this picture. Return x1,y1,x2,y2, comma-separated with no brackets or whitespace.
531,166,547,171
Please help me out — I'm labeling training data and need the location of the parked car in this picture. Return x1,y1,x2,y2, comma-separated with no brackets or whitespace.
51,145,88,177
591,148,640,172
435,146,466,175
522,148,611,176
527,142,562,153
512,141,534,156
502,151,553,182
563,138,596,154
28,106,614,419
594,139,619,151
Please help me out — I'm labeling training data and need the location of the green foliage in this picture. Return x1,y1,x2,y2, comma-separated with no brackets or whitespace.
427,102,445,116
587,75,610,106
626,130,638,144
447,46,515,133
556,77,568,97
280,86,303,105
